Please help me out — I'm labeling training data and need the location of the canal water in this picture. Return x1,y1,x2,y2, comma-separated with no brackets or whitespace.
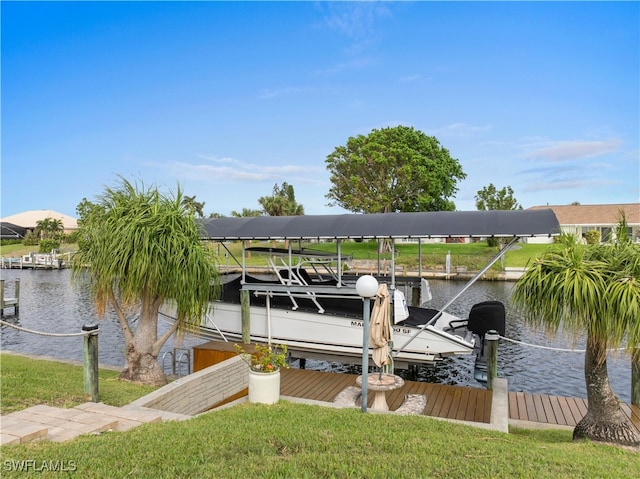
0,268,632,402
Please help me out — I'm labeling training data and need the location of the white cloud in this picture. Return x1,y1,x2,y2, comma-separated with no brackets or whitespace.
399,74,422,83
526,138,620,162
318,3,391,41
521,177,621,193
155,155,325,185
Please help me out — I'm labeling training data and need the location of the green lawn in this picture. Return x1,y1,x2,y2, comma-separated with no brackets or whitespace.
215,239,557,270
2,239,555,271
0,353,155,415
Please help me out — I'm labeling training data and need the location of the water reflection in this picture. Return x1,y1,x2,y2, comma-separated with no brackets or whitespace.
0,269,632,401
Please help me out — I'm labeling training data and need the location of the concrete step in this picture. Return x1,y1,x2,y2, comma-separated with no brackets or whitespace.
1,402,192,445
0,416,49,445
4,405,119,443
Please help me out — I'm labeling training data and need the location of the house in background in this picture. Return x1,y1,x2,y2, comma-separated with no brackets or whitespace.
0,210,78,237
528,203,639,243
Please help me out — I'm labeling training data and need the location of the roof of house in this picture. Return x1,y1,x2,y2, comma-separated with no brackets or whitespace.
528,203,639,226
0,210,78,230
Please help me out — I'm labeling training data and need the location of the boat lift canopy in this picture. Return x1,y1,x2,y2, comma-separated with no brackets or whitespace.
199,209,560,241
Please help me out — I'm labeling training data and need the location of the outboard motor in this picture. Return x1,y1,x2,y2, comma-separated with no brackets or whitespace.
467,301,505,384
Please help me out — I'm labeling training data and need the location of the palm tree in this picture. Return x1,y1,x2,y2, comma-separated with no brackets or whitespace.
231,208,262,218
72,177,219,386
512,221,640,447
258,182,304,217
181,195,205,218
35,217,64,240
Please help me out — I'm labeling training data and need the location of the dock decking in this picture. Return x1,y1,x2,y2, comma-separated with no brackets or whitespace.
280,368,640,430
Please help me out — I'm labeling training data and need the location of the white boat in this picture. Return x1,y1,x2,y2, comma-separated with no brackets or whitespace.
162,210,559,370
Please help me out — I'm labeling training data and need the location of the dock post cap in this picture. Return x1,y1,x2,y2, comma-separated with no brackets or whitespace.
485,330,500,340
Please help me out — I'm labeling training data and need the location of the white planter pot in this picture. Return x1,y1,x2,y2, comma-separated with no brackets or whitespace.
248,369,281,404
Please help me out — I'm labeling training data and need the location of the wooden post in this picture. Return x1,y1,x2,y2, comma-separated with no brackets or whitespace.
0,280,4,317
14,279,20,315
486,330,499,390
632,350,639,407
82,324,100,402
411,285,420,307
240,290,250,344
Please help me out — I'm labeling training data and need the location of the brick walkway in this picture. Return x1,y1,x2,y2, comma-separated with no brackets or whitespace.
0,403,191,445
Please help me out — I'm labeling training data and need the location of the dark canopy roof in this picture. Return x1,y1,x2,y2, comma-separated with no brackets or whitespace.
200,209,560,240
0,222,27,239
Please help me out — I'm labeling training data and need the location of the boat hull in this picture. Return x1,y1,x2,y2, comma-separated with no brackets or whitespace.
163,299,475,368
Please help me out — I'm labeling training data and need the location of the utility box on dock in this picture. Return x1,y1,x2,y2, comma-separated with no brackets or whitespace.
193,340,257,372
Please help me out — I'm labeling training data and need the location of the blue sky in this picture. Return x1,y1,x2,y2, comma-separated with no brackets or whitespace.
2,1,638,218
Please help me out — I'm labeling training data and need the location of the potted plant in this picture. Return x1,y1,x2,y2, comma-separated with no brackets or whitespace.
235,343,289,404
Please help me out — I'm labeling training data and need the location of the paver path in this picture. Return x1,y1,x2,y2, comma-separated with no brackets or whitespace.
0,402,191,445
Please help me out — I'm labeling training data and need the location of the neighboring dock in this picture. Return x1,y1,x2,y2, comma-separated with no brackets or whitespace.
1,252,67,269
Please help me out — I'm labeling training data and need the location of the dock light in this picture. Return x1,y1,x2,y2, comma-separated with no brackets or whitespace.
356,275,378,413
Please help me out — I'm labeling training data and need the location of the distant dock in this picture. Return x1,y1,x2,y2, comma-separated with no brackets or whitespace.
1,251,67,270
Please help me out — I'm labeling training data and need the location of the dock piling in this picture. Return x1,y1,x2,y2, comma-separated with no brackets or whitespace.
82,323,100,402
486,330,499,390
241,290,250,343
0,279,20,317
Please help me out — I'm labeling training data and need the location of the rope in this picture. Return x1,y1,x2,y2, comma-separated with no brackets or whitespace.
0,319,99,337
498,335,586,352
499,335,628,353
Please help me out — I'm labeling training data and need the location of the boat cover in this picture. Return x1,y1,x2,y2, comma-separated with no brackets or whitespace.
199,209,560,240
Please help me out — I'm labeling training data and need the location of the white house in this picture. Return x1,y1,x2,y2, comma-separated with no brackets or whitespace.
527,203,640,243
0,210,78,236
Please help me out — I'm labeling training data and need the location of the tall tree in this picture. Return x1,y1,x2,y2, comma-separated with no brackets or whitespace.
325,125,465,213
72,177,219,386
475,184,522,211
512,221,640,448
258,182,304,216
35,217,64,240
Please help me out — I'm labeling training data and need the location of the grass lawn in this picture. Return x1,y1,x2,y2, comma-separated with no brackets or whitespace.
0,353,155,415
214,240,557,270
1,354,638,478
2,240,556,271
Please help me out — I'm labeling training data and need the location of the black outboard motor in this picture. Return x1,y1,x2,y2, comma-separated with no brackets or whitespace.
467,301,505,383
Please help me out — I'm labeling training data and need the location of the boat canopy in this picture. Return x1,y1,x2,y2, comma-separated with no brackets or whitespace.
199,209,560,241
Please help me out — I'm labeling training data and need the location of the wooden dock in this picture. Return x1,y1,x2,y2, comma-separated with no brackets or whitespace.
280,367,640,430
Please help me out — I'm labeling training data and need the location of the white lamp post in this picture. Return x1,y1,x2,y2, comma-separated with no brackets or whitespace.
356,275,379,413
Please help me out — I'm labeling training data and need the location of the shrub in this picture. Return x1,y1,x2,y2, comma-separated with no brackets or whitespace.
38,239,60,253
23,231,39,246
585,230,600,245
